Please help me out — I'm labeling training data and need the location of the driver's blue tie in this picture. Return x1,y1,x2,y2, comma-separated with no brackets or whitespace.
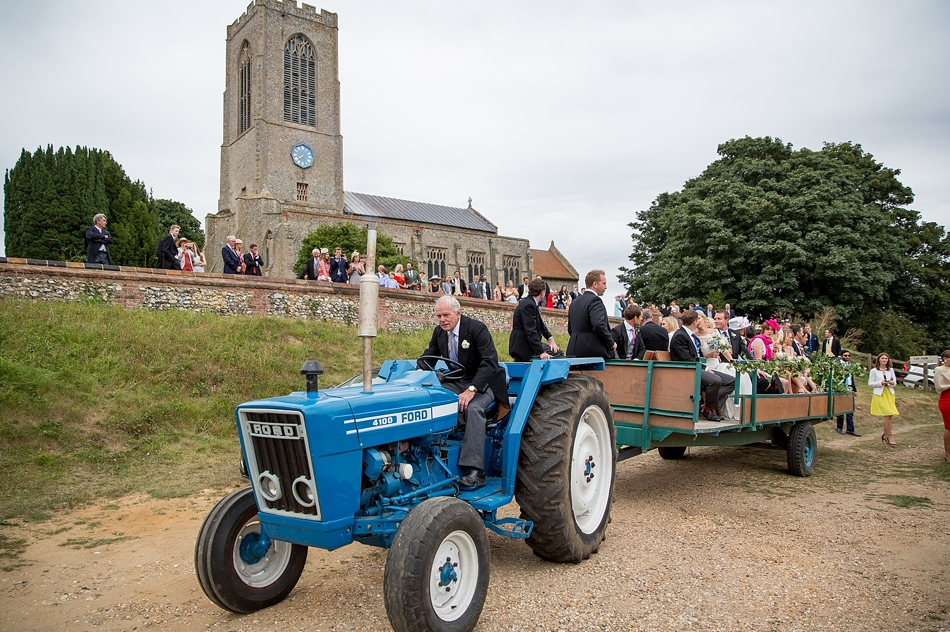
449,332,458,363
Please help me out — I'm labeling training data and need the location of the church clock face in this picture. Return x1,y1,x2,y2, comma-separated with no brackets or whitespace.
291,143,314,168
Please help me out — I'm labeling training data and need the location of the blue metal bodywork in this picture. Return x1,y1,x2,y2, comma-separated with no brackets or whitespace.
234,357,605,552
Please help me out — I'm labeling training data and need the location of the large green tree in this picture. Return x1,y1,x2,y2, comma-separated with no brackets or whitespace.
4,146,203,267
619,136,950,352
293,222,409,277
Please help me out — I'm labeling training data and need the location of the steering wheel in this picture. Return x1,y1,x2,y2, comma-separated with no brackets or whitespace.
417,355,466,383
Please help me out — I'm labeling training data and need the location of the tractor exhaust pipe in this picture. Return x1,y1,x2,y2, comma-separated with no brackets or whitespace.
358,229,379,393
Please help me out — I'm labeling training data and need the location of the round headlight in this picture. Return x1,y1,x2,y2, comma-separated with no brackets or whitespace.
292,476,316,507
258,471,282,501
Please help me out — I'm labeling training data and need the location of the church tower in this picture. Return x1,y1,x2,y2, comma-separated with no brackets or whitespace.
207,1,342,276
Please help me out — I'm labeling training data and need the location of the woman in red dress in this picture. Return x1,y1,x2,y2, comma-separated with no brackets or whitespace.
935,349,950,462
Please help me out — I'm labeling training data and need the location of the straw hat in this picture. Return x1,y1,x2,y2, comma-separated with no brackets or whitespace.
176,238,188,248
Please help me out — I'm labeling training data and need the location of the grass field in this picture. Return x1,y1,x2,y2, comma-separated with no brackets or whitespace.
1,298,946,526
0,300,520,523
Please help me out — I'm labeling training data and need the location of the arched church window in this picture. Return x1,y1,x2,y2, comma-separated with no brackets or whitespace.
283,35,316,127
427,248,446,282
467,252,485,283
503,256,520,287
239,42,251,134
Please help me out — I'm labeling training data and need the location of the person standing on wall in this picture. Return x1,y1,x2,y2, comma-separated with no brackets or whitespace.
156,225,182,270
934,350,950,463
85,213,114,265
869,352,900,447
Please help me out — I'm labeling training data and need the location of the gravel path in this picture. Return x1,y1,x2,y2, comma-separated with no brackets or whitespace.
2,423,949,631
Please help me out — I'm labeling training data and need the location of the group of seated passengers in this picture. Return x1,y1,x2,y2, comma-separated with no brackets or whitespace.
622,306,824,396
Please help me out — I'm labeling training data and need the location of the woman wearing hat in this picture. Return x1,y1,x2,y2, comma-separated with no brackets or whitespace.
317,248,331,281
177,238,196,272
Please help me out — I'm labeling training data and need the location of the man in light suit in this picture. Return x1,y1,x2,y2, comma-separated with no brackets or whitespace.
85,213,114,265
420,296,508,490
404,262,420,290
567,269,617,359
156,225,182,270
510,278,559,362
669,309,735,421
299,248,321,280
611,303,645,361
221,235,242,274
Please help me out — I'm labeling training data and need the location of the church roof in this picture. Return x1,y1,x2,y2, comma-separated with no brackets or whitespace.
531,242,578,281
343,191,498,234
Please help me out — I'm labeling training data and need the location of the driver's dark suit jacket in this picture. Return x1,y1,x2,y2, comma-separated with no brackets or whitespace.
421,314,508,408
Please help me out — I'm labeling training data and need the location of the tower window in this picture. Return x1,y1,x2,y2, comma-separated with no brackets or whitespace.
297,182,309,201
239,41,251,134
283,35,316,127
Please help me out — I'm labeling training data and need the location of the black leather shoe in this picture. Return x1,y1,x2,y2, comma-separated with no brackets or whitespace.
458,469,486,490
846,431,862,437
835,428,844,434
703,409,722,422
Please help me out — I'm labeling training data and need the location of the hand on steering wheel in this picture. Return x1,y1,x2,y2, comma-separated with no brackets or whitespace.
417,355,466,382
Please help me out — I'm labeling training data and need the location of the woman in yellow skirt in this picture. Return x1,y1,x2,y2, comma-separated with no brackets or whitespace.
869,353,900,446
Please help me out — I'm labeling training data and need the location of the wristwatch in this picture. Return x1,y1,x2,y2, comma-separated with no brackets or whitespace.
468,385,477,393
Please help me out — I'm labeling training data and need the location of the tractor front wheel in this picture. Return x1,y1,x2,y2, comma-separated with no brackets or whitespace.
516,374,616,563
384,497,490,632
194,487,308,613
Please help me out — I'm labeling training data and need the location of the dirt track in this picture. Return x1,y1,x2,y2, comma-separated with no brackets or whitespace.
2,423,949,632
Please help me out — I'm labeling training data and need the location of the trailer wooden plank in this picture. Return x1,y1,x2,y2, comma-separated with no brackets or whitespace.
597,363,696,414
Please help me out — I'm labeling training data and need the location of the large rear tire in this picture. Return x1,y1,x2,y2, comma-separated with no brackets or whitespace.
384,497,490,632
787,421,817,477
516,374,616,563
195,487,308,613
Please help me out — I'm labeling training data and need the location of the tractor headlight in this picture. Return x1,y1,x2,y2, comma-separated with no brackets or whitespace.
258,471,282,501
292,476,316,507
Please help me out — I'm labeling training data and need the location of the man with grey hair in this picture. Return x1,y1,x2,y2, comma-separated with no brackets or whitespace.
84,213,114,265
419,295,507,490
221,235,242,274
300,248,321,280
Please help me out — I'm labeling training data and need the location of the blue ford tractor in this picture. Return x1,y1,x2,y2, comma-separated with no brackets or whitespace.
194,234,616,632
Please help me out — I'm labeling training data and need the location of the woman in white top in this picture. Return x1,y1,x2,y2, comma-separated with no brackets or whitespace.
934,349,950,462
868,352,900,447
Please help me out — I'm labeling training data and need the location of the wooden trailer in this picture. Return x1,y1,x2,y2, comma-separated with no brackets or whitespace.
585,359,856,476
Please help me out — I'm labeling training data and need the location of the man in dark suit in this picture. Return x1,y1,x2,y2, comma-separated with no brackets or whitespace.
835,350,861,436
221,235,243,274
510,278,560,362
156,225,182,270
804,324,817,355
516,277,531,301
452,270,467,296
669,310,735,421
243,244,263,276
821,328,842,357
299,248,321,280
611,303,645,361
404,262,419,290
789,324,807,358
639,309,670,352
567,269,616,359
712,309,747,361
420,296,508,490
724,303,735,319
85,213,114,265
328,247,348,283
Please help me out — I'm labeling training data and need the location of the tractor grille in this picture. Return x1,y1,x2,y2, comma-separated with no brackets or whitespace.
241,410,319,518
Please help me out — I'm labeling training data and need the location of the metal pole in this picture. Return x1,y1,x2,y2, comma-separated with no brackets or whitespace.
358,230,379,393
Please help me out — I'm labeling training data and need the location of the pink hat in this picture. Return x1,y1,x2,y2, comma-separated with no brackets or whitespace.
765,318,780,331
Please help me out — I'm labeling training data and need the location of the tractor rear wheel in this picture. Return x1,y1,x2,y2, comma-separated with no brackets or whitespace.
194,487,308,613
384,497,489,632
516,374,616,563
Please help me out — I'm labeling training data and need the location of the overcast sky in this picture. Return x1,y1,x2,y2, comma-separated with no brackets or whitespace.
2,0,948,308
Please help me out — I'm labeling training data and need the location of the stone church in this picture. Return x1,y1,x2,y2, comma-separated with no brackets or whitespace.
206,0,577,290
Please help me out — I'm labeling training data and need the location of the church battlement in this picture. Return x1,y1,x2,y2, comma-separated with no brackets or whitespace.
228,0,337,38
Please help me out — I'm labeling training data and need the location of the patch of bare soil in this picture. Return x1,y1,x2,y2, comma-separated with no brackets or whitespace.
2,423,949,631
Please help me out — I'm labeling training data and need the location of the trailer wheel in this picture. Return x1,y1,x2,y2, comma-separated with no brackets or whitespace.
384,497,489,632
657,446,687,460
787,421,817,477
194,487,308,613
516,374,616,563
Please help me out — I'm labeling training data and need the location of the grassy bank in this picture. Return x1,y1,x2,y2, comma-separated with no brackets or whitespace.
0,300,518,523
